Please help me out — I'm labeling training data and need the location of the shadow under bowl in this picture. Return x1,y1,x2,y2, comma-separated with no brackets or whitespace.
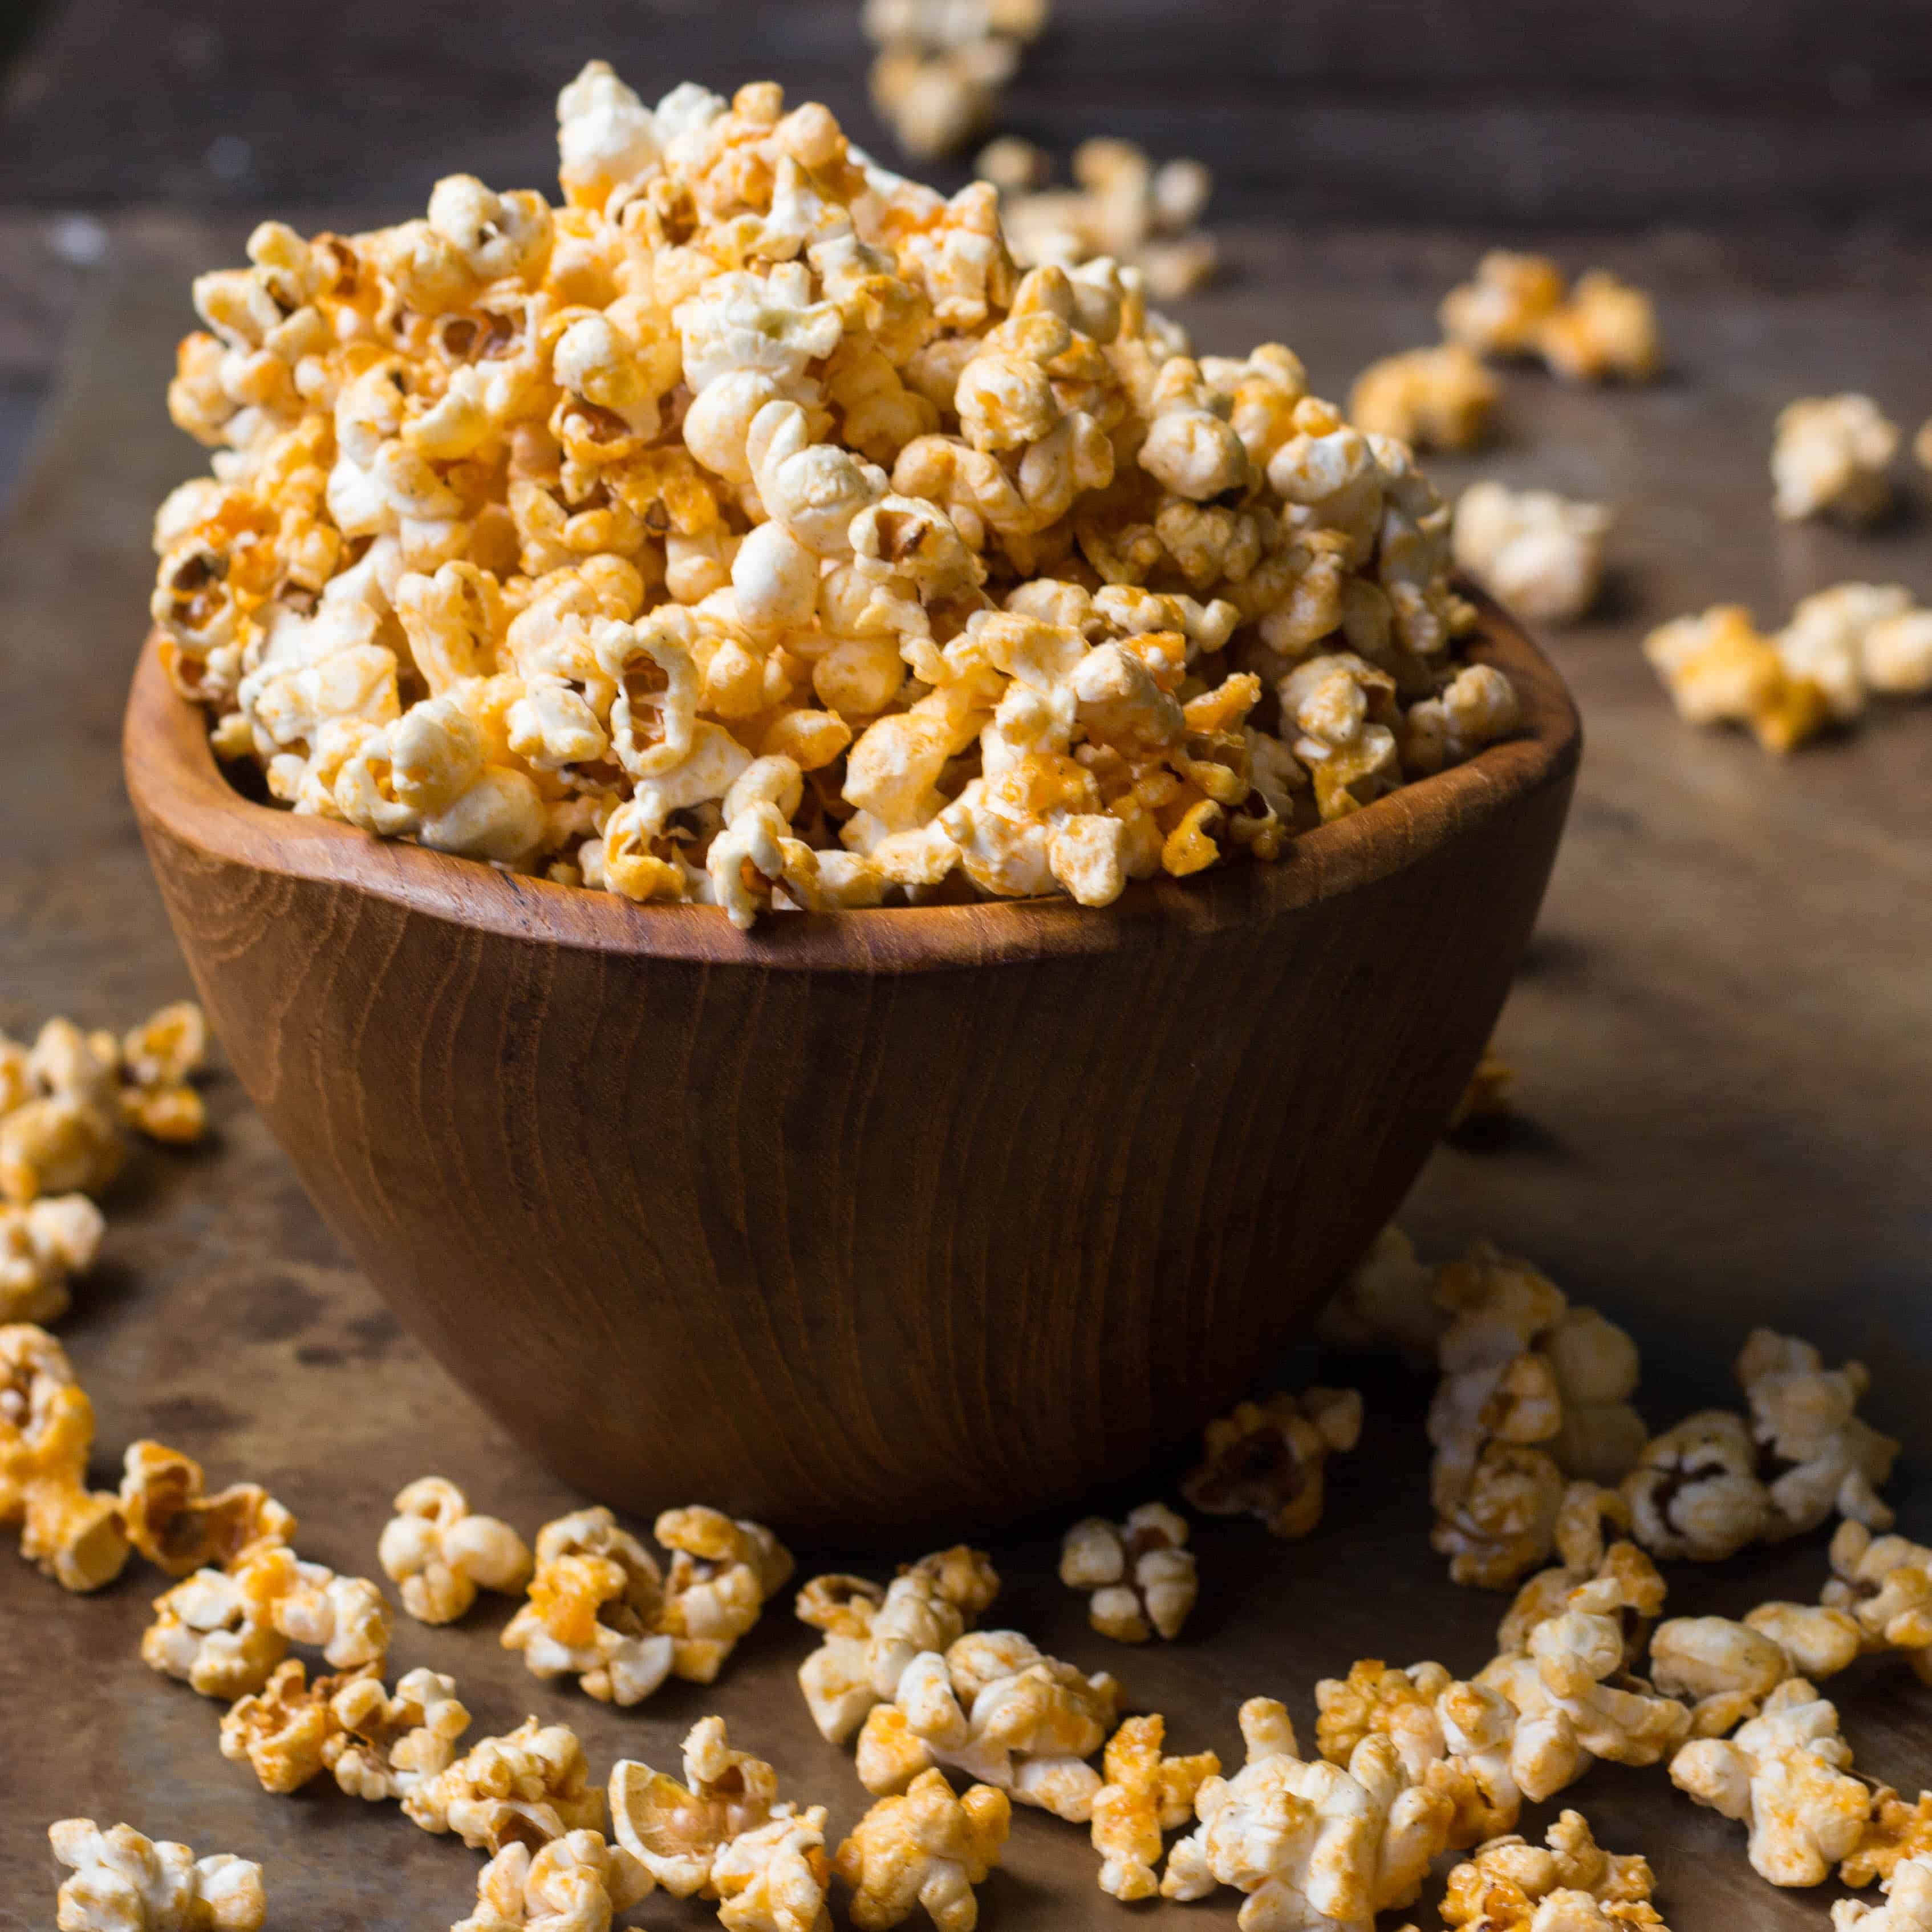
123,596,1579,1544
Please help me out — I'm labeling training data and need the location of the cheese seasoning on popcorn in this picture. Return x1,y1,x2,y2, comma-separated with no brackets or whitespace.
148,64,1517,930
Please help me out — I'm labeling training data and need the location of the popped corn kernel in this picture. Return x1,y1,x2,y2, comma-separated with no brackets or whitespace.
148,63,1510,927
1180,1385,1363,1538
1773,394,1898,525
1058,1500,1196,1643
1349,343,1497,452
1669,1678,1870,1886
1836,1857,1932,1932
1537,271,1663,384
1845,1793,1932,1890
118,1439,295,1576
1440,251,1567,360
1741,1601,1865,1685
711,1808,834,1932
1648,1617,1799,1738
609,1715,779,1897
1315,1659,1452,1781
326,1665,472,1803
453,1830,651,1932
47,1819,266,1932
1646,602,1831,753
1822,1521,1932,1680
833,1767,1011,1932
1737,1326,1898,1540
1621,1410,1773,1562
1318,1224,1445,1365
1439,1809,1666,1930
378,1475,533,1623
1497,1483,1664,1664
405,1716,605,1850
502,1505,672,1706
1452,481,1612,626
1090,1713,1220,1900
219,1657,341,1793
654,1503,794,1681
0,1194,104,1325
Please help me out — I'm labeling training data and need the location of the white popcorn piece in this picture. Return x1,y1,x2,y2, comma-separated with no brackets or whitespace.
406,1716,606,1851
47,1819,266,1932
1452,480,1612,626
1772,394,1898,525
501,1505,672,1706
326,1665,472,1803
1317,1224,1445,1366
1497,1483,1665,1664
654,1503,794,1682
1621,1410,1772,1562
452,1829,652,1932
378,1476,533,1624
1836,1857,1932,1932
834,1767,1010,1932
1821,1521,1932,1682
610,1715,778,1897
1670,1678,1870,1886
1058,1501,1197,1643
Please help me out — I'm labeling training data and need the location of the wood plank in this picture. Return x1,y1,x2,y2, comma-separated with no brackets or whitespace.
0,220,1928,1930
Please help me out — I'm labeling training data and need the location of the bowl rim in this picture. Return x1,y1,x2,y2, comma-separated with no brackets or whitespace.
124,591,1580,975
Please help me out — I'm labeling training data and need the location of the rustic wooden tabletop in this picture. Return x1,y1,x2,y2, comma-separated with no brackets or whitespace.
0,214,1928,1931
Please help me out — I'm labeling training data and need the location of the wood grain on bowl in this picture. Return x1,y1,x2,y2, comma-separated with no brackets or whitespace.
122,596,1578,1540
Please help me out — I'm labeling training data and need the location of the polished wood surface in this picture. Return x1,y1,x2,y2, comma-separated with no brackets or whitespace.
123,602,1576,1538
1,220,1928,1930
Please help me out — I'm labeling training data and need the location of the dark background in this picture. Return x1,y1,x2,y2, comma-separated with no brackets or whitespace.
3,0,1932,229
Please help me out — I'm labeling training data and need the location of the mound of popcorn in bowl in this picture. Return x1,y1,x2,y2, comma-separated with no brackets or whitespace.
149,63,1521,929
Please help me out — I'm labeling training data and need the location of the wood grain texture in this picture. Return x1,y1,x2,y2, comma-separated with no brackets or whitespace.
3,221,1931,1932
123,613,1577,1538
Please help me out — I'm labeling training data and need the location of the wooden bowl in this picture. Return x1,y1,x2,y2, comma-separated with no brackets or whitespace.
124,599,1578,1543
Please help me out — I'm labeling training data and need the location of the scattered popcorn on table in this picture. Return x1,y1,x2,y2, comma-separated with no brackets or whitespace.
1772,393,1898,525
452,1829,652,1932
378,1475,533,1623
1497,1484,1665,1671
1180,1386,1362,1538
405,1716,604,1850
1669,1677,1870,1886
326,1665,472,1803
218,1657,343,1793
1350,342,1499,452
1058,1500,1196,1642
1644,602,1829,754
1437,1808,1667,1931
851,1627,1122,1821
118,1440,294,1577
1160,1695,1454,1924
0,1192,102,1325
1738,1326,1898,1539
1822,1521,1932,1682
863,0,1048,161
1647,1616,1814,1739
0,1003,208,1206
1836,1857,1932,1932
834,1767,1010,1932
1452,480,1612,626
1088,1713,1219,1900
502,1504,673,1705
1440,250,1663,384
1739,1599,1865,1684
654,1502,795,1681
1845,1792,1932,1891
1315,1658,1455,1781
980,136,1217,299
1,1321,129,1592
1317,1224,1444,1365
1777,583,1932,721
608,1715,785,1897
47,1819,266,1932
710,1807,834,1932
149,67,1516,927
1620,1410,1772,1562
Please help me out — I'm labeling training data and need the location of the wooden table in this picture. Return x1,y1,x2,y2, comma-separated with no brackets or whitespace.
0,218,1927,1932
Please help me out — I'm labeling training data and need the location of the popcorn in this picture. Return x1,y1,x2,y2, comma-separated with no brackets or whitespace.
1449,1044,1516,1130
1180,1386,1362,1537
833,1767,1011,1931
1837,1858,1932,1932
47,1819,266,1932
1739,1601,1864,1684
863,0,1048,161
1621,1410,1772,1562
1,1322,129,1592
985,136,1219,300
1845,1795,1932,1890
1452,481,1612,626
117,1440,294,1577
406,1716,605,1850
1089,1714,1219,1899
1437,1809,1666,1930
1648,1618,1804,1738
797,1544,1001,1743
1162,1698,1454,1925
150,67,1507,927
852,1629,1122,1820
711,1809,834,1932
1440,251,1663,384
608,1715,779,1897
1737,1326,1898,1539
0,1193,103,1324
1772,393,1898,525
501,1505,672,1706
1821,1521,1932,1681
1349,344,1498,452
378,1475,533,1623
1317,1224,1445,1365
1316,1659,1453,1781
1669,1678,1870,1886
1058,1501,1196,1642
654,1502,794,1680
218,1657,342,1793
453,1830,651,1932
1496,1483,1665,1664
